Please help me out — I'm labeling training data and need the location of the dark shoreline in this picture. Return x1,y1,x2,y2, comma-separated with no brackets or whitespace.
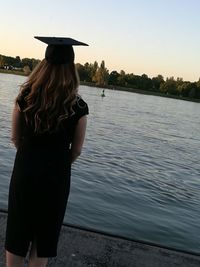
0,69,27,76
1,69,199,103
81,81,200,103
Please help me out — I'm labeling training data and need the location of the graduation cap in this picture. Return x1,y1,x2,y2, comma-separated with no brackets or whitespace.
34,36,89,64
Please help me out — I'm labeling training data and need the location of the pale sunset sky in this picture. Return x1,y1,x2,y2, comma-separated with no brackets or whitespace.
1,0,200,81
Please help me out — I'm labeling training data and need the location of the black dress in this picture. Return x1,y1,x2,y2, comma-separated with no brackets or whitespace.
5,92,89,257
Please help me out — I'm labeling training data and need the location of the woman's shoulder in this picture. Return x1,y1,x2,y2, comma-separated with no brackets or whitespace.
75,95,88,108
16,88,31,110
72,95,89,119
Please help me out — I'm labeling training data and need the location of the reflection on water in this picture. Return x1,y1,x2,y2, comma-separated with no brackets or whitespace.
0,73,200,253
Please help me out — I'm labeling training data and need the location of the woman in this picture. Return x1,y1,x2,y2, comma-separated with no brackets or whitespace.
5,36,89,267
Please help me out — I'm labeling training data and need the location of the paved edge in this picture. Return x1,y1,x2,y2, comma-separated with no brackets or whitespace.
0,210,200,267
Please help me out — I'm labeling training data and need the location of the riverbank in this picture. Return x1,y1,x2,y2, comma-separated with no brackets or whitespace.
0,69,27,76
1,69,199,103
0,210,199,266
81,81,200,103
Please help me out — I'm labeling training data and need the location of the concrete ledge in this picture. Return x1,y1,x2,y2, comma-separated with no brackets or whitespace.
0,211,200,267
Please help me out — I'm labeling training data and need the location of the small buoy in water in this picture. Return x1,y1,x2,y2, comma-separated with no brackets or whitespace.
101,89,105,97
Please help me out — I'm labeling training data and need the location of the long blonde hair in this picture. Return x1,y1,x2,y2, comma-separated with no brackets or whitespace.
17,59,79,134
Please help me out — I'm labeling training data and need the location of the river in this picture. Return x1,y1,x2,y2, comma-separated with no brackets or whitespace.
0,73,199,254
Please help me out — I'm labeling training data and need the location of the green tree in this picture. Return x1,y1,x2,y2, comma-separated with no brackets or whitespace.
117,70,126,86
176,77,183,86
31,58,40,69
23,65,31,75
15,56,21,68
76,62,98,83
91,61,99,82
177,82,192,97
195,78,200,98
196,78,200,88
125,73,136,88
139,74,152,91
21,58,33,70
0,55,5,68
83,62,93,82
93,60,109,86
187,82,198,98
108,71,120,85
160,77,178,95
152,75,164,91
4,56,17,66
76,63,86,81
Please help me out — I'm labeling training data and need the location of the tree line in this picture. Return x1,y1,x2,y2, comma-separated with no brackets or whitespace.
77,61,200,99
1,54,200,99
0,54,40,74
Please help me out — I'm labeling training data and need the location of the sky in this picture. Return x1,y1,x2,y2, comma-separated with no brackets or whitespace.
1,0,200,82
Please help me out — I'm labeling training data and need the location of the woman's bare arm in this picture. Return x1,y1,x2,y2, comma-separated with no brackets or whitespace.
11,104,23,149
70,115,87,163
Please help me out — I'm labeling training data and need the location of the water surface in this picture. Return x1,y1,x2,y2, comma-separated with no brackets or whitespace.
0,73,199,253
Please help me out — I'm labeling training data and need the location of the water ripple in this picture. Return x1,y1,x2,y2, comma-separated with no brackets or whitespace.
0,74,200,253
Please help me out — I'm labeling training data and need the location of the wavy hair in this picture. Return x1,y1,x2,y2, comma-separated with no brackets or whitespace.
17,59,79,133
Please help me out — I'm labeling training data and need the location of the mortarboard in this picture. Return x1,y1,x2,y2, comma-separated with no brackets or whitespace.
34,36,89,64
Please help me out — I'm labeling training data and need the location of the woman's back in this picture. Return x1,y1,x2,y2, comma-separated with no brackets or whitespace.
5,36,89,264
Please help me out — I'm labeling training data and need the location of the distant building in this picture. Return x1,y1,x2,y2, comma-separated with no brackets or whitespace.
4,65,13,70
